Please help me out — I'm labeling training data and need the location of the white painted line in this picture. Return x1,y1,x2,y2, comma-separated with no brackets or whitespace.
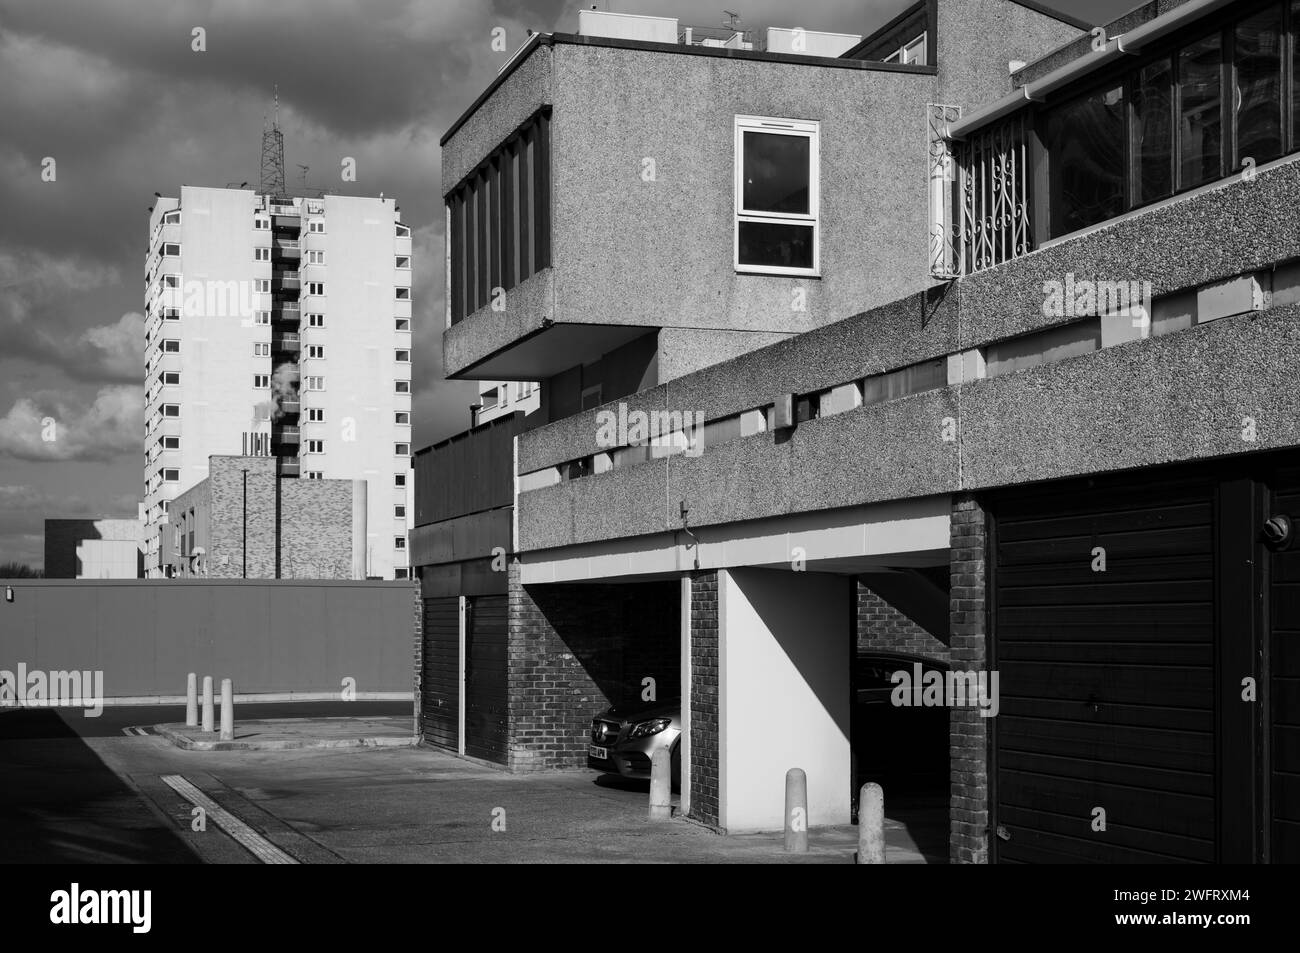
161,774,298,864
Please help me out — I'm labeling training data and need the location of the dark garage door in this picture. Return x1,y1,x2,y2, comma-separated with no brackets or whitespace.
992,476,1218,863
421,597,459,751
465,595,508,765
1270,467,1300,862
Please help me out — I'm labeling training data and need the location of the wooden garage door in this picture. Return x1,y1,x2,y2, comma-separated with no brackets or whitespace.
992,476,1218,863
464,595,508,765
1270,468,1300,862
420,597,459,751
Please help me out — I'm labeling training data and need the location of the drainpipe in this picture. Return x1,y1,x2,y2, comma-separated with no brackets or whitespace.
242,468,248,579
351,480,368,580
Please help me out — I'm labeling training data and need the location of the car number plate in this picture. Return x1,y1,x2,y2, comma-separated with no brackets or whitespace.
589,745,608,759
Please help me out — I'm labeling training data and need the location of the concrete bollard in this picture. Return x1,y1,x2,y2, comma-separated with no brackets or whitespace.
784,768,808,852
649,747,673,821
857,782,885,864
201,676,214,733
219,678,234,741
185,672,198,728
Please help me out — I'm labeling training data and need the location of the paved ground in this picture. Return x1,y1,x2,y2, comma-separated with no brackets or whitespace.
0,704,947,864
155,714,415,750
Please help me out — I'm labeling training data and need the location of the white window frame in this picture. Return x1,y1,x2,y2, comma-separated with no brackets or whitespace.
733,115,820,277
306,439,324,454
394,317,410,331
395,255,410,269
395,412,410,425
308,345,324,359
307,313,324,328
163,468,180,482
395,443,410,456
164,211,181,225
305,376,324,391
395,380,410,394
395,473,407,488
395,287,410,300
395,349,410,363
254,374,270,388
254,310,270,325
254,342,270,357
308,219,325,233
306,471,324,480
395,222,410,238
308,249,325,265
307,281,325,296
254,278,270,293
307,408,324,422
254,247,271,261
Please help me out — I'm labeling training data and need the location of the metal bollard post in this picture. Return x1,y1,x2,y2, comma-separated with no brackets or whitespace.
649,748,672,821
201,676,214,733
219,678,234,741
857,782,885,864
185,672,198,728
784,768,808,852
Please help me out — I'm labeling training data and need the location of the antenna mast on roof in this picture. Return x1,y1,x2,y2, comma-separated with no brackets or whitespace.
723,10,741,30
260,85,287,197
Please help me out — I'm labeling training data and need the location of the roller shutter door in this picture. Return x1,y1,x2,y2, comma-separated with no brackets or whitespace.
992,476,1218,863
464,595,508,765
420,597,459,751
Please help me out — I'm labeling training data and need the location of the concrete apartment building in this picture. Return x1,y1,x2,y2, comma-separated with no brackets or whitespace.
143,185,415,580
414,0,1300,864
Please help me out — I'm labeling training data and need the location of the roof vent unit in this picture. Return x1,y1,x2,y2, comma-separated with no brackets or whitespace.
765,28,862,58
576,10,679,43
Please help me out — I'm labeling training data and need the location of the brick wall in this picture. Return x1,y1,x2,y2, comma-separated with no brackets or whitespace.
688,570,720,828
187,456,356,579
856,582,950,662
507,563,678,772
949,494,989,864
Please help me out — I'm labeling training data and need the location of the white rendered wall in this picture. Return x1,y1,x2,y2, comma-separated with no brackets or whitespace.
718,567,852,832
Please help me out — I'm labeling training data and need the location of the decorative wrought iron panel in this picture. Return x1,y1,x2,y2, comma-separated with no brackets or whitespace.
956,114,1032,273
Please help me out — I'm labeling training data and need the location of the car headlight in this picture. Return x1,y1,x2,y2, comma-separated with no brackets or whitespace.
628,717,671,739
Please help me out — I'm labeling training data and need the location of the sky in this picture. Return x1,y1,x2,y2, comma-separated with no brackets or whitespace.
0,0,1135,569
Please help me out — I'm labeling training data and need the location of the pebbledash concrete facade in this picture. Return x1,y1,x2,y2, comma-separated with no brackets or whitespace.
162,455,364,579
418,0,1300,862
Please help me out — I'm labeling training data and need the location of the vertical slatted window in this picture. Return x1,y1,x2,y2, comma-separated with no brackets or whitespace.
446,109,551,324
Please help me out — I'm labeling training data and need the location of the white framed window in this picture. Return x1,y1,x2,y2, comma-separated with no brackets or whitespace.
307,312,324,328
163,274,181,288
254,374,270,388
395,222,410,238
306,471,324,480
163,404,180,417
734,115,820,276
395,504,406,518
395,443,410,455
254,342,270,357
307,281,324,296
394,536,406,550
395,473,407,488
307,249,324,265
306,439,324,454
163,468,180,482
254,310,270,325
395,567,410,580
395,349,410,363
395,380,410,394
307,408,324,422
163,210,181,225
163,339,180,353
254,247,271,261
308,219,325,233
395,255,410,269
253,215,270,230
308,345,324,359
254,278,270,293
395,411,409,425
163,307,180,320
305,376,324,391
395,318,410,331
162,436,180,449
395,287,410,300
162,371,180,385
162,243,181,257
